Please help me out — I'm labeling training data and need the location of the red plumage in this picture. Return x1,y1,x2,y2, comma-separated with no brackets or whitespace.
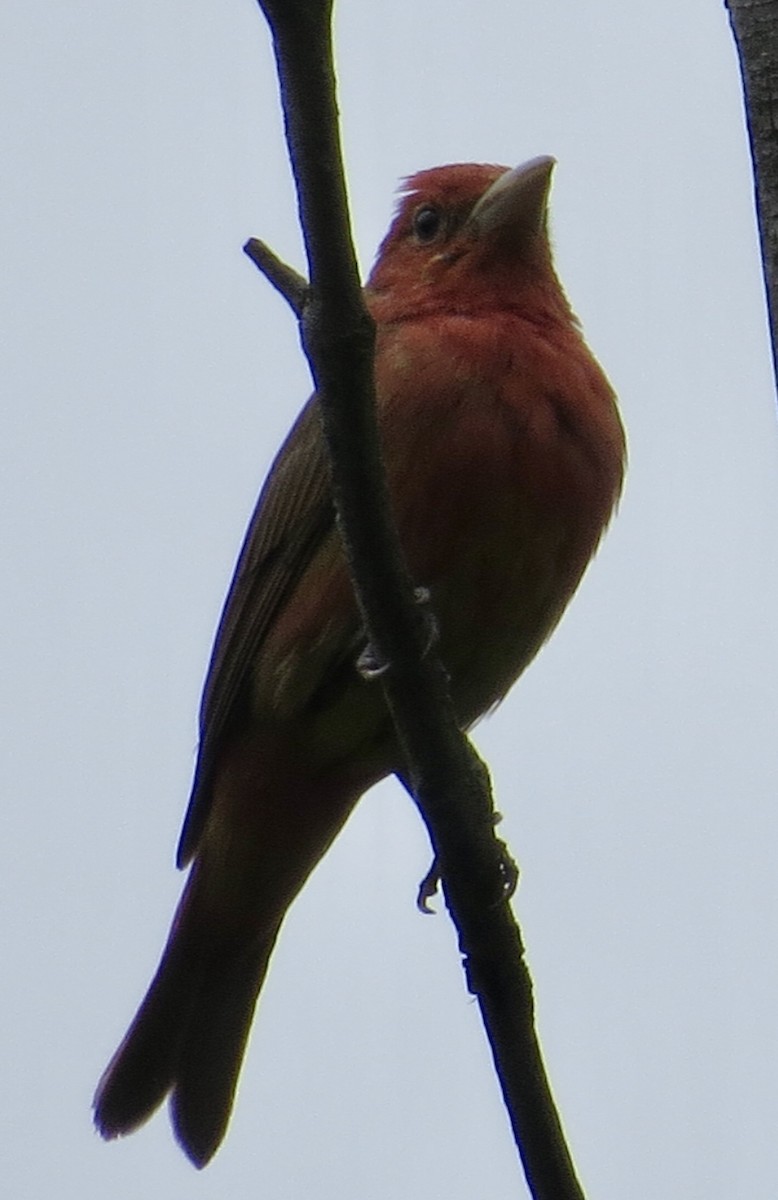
94,158,625,1166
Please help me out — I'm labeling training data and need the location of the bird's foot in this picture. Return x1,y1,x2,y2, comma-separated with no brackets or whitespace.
416,855,441,913
415,816,519,916
356,586,439,681
490,811,520,902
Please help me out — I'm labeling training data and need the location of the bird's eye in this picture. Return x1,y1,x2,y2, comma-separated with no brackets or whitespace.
412,205,443,243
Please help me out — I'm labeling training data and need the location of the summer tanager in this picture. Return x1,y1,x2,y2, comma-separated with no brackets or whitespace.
94,157,625,1166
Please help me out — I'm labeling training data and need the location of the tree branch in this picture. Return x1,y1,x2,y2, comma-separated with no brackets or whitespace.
253,2,586,1196
727,0,778,389
243,238,308,317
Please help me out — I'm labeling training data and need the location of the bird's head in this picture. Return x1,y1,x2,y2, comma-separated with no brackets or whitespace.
366,157,570,324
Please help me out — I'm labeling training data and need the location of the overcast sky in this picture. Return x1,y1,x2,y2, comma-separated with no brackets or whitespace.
3,1,778,1197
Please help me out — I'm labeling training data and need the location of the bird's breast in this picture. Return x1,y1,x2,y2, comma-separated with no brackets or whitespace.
375,312,625,719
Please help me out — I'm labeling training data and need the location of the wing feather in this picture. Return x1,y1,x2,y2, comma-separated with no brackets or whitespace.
177,396,335,866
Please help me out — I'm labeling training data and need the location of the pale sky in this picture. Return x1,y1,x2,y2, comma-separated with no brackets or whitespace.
3,2,778,1197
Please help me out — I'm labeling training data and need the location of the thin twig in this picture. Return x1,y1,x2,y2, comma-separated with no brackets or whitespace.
243,238,308,317
253,2,587,1197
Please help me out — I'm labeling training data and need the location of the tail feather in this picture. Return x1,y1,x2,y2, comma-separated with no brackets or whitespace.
171,933,279,1167
95,758,369,1164
94,879,281,1167
93,934,199,1140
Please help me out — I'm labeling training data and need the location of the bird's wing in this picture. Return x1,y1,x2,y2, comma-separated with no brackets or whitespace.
176,395,336,867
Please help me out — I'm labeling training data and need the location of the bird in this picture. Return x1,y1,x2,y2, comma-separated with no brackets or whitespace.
93,156,626,1167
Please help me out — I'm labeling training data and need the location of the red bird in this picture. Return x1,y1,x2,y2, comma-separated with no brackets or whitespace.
94,157,625,1166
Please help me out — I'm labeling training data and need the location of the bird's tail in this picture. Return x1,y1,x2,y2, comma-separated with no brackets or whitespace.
94,740,376,1166
93,864,282,1168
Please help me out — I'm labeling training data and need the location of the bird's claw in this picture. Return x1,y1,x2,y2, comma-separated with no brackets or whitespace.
496,839,519,902
416,856,441,913
355,585,438,681
415,818,518,916
356,642,390,680
491,811,519,903
413,586,440,658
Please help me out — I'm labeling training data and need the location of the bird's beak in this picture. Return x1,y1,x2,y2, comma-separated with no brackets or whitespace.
467,156,556,245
